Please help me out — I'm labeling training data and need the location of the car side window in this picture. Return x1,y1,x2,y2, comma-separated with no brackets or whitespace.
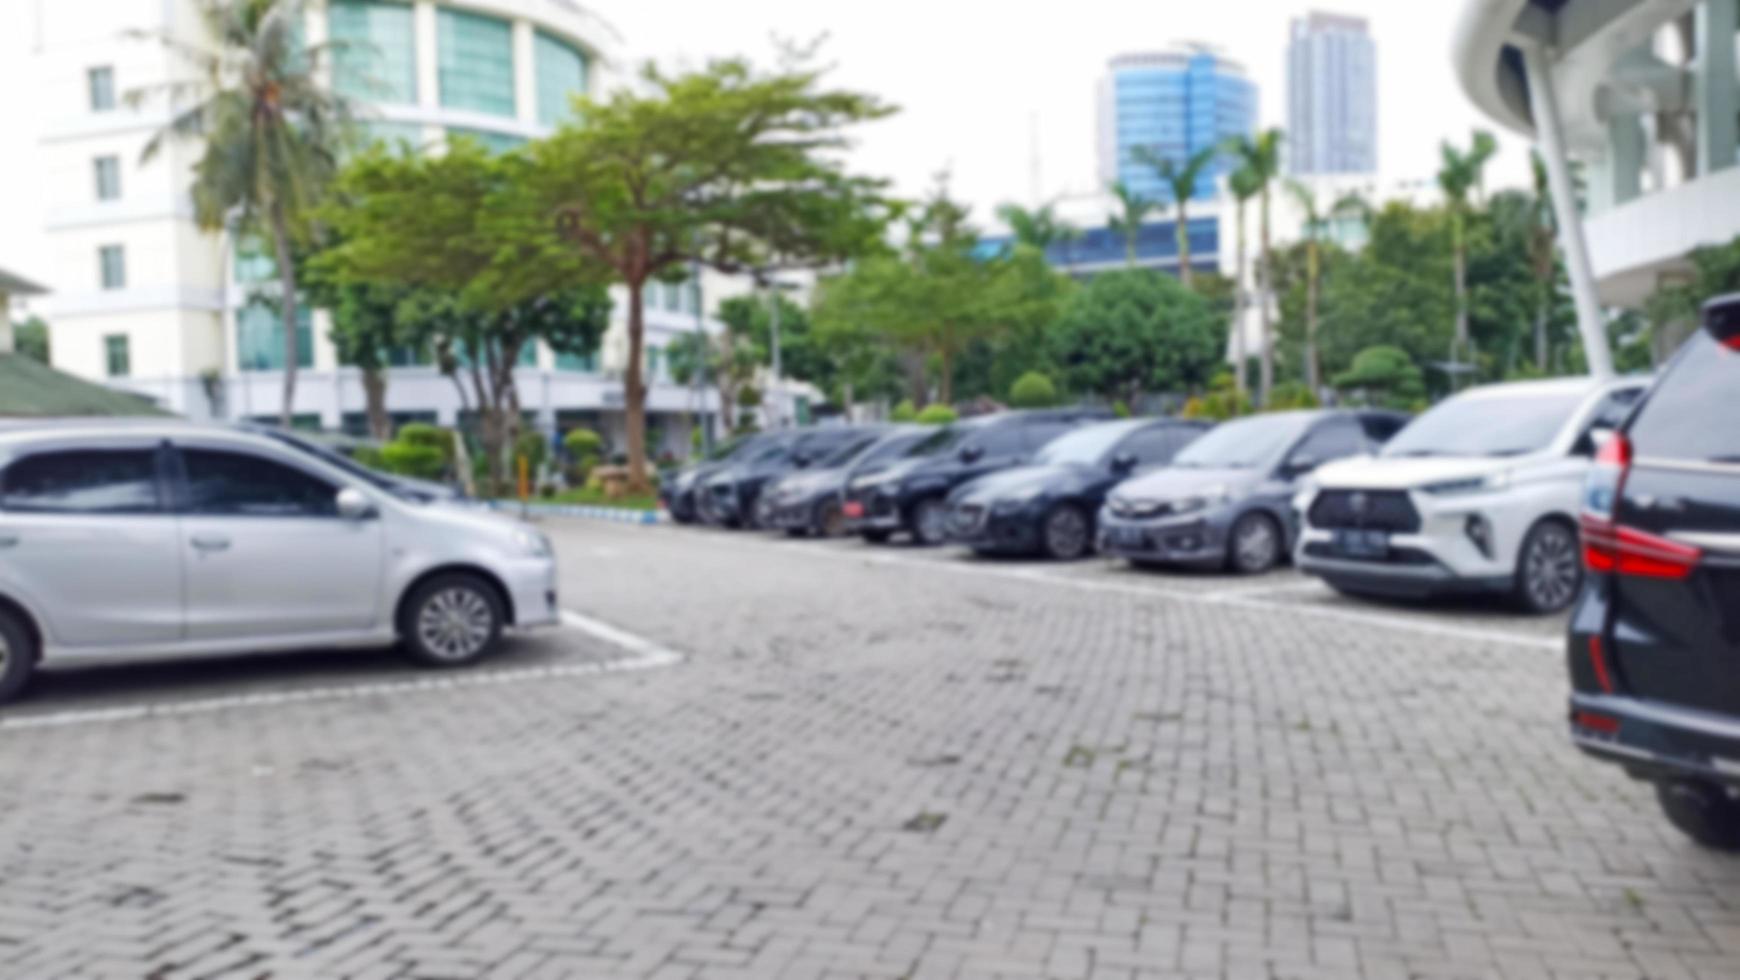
181,449,340,518
1118,426,1190,466
1288,420,1364,468
1019,421,1074,453
972,426,1030,458
0,449,161,514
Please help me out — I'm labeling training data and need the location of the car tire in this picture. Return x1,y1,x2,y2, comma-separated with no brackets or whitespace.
861,530,893,545
815,501,847,539
1041,504,1093,561
669,507,697,526
1656,780,1740,851
400,574,505,668
0,607,38,705
1514,518,1582,614
910,497,950,547
1226,512,1282,574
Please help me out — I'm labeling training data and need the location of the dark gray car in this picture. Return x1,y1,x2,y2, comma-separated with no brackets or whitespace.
1098,410,1407,573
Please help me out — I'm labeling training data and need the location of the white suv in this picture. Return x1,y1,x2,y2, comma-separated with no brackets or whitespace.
0,421,559,702
1294,377,1648,612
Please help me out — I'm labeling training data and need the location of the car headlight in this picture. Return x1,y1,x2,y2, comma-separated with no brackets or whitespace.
515,528,553,558
1110,497,1163,518
1423,471,1511,496
1168,485,1234,516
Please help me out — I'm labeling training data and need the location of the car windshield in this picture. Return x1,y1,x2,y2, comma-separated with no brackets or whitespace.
907,422,986,457
816,434,880,468
1034,421,1144,466
1382,389,1587,458
1172,415,1315,469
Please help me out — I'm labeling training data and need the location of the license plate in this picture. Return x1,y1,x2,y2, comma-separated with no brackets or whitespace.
1110,528,1149,550
1334,529,1389,559
842,501,864,519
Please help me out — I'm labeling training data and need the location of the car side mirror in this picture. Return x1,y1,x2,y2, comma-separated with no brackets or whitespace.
337,487,377,520
959,445,984,463
1110,452,1138,474
1282,455,1320,478
792,453,812,469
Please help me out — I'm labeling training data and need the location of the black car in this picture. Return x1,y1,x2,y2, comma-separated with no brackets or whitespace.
1569,293,1740,850
762,426,928,537
944,418,1209,559
699,426,884,529
842,408,1115,545
659,433,774,524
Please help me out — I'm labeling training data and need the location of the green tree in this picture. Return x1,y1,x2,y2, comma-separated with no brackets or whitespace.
1523,153,1560,372
1333,345,1427,410
915,404,957,425
131,0,354,426
523,55,894,491
1437,130,1499,374
11,316,49,363
1134,145,1217,287
1226,167,1263,400
1312,202,1455,390
1225,129,1284,407
1008,371,1059,408
995,201,1076,254
1049,269,1222,406
1282,182,1369,394
1105,181,1155,266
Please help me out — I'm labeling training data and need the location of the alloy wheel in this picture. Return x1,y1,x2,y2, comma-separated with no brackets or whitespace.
1523,522,1581,612
914,500,949,545
416,587,495,662
1044,507,1090,560
1232,515,1279,573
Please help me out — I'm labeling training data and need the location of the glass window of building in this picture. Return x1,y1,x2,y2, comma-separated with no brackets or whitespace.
330,0,417,105
646,345,663,380
237,300,314,371
446,128,525,155
555,349,598,373
98,245,126,290
88,66,115,112
234,237,277,284
93,156,121,201
356,121,427,154
437,9,515,118
534,30,587,127
104,334,130,377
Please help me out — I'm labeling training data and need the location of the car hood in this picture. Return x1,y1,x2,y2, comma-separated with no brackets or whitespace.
415,500,540,549
771,466,850,499
852,456,932,487
952,464,1093,504
1312,454,1531,491
1110,466,1261,501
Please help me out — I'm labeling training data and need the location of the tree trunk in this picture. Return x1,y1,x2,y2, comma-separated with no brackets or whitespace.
937,346,954,407
1304,240,1321,394
1232,199,1248,399
269,205,299,429
624,280,650,493
1258,188,1274,408
1534,289,1549,372
362,367,390,441
1453,224,1470,371
1176,203,1191,287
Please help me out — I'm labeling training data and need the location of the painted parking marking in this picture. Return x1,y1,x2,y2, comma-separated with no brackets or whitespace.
0,613,685,732
1196,578,1330,602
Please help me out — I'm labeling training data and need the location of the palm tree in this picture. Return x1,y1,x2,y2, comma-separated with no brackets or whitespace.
1105,181,1155,266
131,0,353,426
1283,183,1373,394
995,202,1076,255
1225,129,1283,406
1133,145,1218,287
1227,167,1262,400
1524,152,1558,372
1437,130,1499,380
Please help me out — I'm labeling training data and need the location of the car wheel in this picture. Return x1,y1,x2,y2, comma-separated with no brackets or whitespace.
1226,512,1282,574
1041,504,1092,561
910,497,950,547
669,506,697,526
1656,780,1740,851
1515,519,1582,613
816,501,847,539
861,530,893,545
400,574,504,668
0,608,38,705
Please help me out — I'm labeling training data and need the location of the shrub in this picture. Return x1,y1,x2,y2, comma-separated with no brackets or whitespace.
396,423,453,463
1265,381,1320,412
380,442,447,480
915,404,958,425
890,399,918,422
1112,400,1132,419
351,446,387,471
1008,371,1059,409
563,427,604,461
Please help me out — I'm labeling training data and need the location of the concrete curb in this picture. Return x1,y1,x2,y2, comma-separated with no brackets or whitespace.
481,500,665,525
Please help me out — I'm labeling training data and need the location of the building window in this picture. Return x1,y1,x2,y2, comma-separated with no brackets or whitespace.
534,30,587,127
437,8,514,118
237,299,314,371
104,334,130,377
98,245,126,290
94,156,121,201
330,0,417,105
555,349,598,373
88,66,115,112
645,345,663,380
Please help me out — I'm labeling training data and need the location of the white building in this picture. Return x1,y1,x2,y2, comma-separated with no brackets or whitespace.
1454,0,1740,373
31,0,723,458
1286,11,1378,176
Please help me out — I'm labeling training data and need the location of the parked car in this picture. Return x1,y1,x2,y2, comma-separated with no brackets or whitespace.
244,426,464,504
1569,295,1740,849
944,418,1209,560
1295,377,1648,612
0,421,561,703
762,425,928,537
699,426,882,529
843,409,1115,545
659,433,774,524
1100,410,1406,573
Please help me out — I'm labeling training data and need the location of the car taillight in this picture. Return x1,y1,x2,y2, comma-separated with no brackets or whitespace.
1580,433,1702,578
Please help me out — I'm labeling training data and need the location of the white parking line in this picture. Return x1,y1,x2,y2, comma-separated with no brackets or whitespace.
0,613,685,732
1196,579,1329,602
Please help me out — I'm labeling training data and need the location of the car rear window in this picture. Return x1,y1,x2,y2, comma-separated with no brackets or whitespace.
1628,332,1740,462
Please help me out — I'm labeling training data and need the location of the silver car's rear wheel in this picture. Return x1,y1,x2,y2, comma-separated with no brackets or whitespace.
0,609,37,704
402,575,504,667
1227,512,1282,574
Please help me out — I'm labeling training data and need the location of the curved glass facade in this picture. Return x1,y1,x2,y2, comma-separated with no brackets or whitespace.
1103,52,1256,203
330,0,417,105
534,30,587,127
437,8,515,117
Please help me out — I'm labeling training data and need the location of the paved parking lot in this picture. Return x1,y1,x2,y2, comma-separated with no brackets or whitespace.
3,517,1738,980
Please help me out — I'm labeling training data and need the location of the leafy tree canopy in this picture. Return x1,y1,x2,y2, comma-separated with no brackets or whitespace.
1048,269,1222,405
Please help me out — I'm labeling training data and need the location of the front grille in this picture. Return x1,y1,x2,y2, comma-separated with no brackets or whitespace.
1309,490,1421,533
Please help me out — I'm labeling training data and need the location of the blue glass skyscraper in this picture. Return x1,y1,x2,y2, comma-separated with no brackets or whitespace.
1097,46,1257,204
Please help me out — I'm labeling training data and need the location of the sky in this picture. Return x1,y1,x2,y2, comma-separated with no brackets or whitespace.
0,0,1533,282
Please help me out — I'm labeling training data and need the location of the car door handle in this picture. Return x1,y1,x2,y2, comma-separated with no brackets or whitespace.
190,535,231,553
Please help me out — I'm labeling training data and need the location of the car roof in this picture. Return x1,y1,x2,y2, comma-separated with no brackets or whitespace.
0,417,289,448
1452,376,1643,401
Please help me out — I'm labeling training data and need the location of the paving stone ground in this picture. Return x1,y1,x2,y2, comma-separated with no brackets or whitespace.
2,517,1737,980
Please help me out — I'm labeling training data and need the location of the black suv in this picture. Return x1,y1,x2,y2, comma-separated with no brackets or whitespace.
1569,294,1740,850
842,409,1114,545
